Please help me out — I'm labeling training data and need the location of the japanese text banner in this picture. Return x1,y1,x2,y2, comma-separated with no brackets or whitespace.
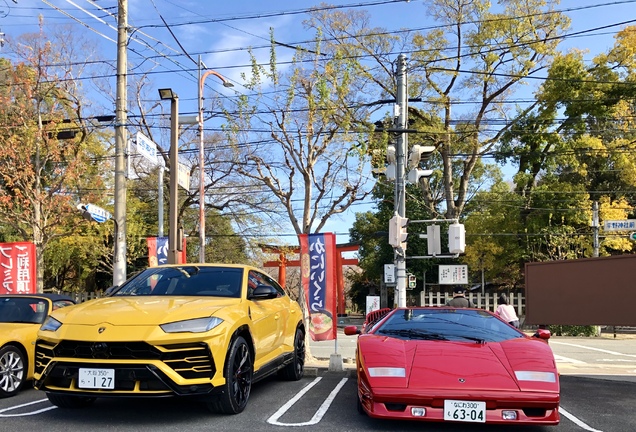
299,233,337,341
0,242,36,294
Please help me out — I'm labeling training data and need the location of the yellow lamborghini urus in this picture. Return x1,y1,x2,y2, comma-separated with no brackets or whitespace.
34,264,305,414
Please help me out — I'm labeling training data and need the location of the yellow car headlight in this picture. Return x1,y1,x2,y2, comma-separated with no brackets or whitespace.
41,316,63,332
160,317,224,333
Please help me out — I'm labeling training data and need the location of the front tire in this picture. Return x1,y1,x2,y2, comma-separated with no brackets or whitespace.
0,345,26,397
210,336,253,414
279,327,305,381
46,393,96,408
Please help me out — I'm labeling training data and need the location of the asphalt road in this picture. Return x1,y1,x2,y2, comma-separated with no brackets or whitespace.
2,335,634,432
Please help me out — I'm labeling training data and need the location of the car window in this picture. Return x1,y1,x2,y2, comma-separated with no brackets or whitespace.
373,309,524,343
0,297,49,324
113,266,244,298
247,270,285,298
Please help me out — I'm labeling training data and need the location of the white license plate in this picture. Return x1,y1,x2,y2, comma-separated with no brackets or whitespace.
78,368,115,389
444,399,486,423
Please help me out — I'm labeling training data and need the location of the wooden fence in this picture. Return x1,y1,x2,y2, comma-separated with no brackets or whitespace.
422,292,525,317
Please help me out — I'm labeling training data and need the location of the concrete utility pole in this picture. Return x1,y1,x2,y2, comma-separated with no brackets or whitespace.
395,54,408,308
113,0,128,286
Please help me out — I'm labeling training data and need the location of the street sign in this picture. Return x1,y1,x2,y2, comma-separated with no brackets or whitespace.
135,132,158,165
384,264,396,285
630,232,636,241
604,220,636,231
77,203,112,223
439,265,468,285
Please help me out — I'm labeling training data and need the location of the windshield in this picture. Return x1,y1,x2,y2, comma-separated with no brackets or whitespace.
113,266,244,298
373,308,524,343
0,297,50,324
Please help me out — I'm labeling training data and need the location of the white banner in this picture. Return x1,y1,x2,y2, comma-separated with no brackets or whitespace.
439,265,468,285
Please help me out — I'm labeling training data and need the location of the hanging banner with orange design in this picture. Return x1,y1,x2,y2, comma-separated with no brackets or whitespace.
299,233,337,341
0,242,37,294
147,237,186,266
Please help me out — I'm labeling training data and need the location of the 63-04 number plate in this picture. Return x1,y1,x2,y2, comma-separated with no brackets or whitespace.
78,368,115,389
444,399,486,423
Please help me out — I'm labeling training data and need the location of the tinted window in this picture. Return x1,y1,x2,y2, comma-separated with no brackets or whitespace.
114,266,244,298
374,309,523,343
248,270,285,298
0,297,49,324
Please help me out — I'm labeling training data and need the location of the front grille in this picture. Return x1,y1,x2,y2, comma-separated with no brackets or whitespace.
53,341,162,360
35,340,215,381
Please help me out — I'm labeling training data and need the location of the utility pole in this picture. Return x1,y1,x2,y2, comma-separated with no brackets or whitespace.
593,201,599,257
113,0,128,286
395,54,408,308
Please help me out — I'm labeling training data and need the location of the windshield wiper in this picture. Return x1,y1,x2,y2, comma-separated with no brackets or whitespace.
449,335,487,344
378,329,449,341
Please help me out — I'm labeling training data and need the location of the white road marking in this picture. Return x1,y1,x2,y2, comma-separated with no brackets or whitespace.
0,398,56,417
560,407,603,432
267,377,348,426
554,354,586,364
551,341,636,358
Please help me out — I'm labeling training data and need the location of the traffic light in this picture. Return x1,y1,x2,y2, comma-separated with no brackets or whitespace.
407,145,436,169
408,274,417,289
388,213,409,250
448,222,466,254
406,145,435,184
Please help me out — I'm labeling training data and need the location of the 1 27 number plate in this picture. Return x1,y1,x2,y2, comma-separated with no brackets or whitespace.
78,368,115,389
444,399,486,423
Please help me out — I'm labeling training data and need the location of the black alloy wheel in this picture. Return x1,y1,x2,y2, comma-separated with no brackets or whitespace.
280,327,305,381
210,336,253,414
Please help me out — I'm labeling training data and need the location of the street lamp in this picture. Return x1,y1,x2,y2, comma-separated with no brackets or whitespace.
197,56,233,263
158,88,180,264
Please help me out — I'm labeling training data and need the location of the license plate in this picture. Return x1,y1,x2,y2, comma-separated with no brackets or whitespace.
444,399,486,423
78,368,115,389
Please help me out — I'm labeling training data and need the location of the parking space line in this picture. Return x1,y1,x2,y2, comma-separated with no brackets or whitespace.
0,398,56,417
560,407,603,432
551,341,636,358
267,377,348,426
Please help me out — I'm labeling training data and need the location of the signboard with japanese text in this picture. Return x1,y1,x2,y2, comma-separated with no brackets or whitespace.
439,265,468,285
384,264,395,285
366,295,380,315
0,242,36,294
147,237,186,266
136,132,158,165
604,220,636,231
299,233,337,341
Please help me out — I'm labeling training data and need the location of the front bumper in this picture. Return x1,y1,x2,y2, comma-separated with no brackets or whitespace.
359,383,560,425
34,339,220,397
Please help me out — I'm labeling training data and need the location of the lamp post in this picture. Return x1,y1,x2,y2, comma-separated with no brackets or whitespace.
197,56,233,263
158,88,180,264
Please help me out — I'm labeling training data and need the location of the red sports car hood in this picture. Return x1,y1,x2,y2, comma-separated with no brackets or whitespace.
359,335,557,392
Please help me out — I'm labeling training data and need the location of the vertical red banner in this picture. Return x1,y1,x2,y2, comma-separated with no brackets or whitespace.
147,237,187,266
299,233,337,341
0,242,37,294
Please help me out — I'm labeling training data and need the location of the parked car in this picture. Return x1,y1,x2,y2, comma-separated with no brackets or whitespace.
0,293,75,397
34,264,305,414
344,307,559,426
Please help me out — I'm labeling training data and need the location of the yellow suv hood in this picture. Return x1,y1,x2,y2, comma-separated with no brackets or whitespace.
51,297,240,326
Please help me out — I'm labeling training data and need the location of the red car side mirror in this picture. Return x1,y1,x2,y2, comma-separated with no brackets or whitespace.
533,328,551,340
343,325,360,336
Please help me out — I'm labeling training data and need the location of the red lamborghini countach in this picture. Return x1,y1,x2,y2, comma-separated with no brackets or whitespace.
344,307,559,426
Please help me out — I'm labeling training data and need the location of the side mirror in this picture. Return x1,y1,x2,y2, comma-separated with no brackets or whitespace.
533,328,551,340
250,285,278,300
104,285,120,296
343,325,360,336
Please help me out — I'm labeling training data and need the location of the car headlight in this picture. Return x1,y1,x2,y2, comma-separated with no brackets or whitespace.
160,317,224,333
514,371,556,383
41,317,63,332
368,367,406,377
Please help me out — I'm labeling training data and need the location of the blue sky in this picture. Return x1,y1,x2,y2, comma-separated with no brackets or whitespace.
1,0,636,246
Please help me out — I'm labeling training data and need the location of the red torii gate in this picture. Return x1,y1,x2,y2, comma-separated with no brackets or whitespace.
260,242,359,316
